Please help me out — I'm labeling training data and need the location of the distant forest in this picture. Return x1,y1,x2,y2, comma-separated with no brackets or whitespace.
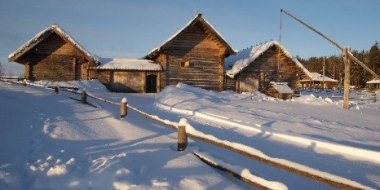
298,42,380,88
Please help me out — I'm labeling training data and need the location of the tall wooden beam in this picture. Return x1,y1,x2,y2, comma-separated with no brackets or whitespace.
343,47,350,110
281,9,380,79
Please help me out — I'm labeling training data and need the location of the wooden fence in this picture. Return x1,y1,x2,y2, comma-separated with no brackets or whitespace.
351,90,377,102
69,90,369,190
3,80,371,190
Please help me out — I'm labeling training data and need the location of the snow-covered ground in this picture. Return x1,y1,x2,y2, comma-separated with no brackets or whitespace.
1,80,379,189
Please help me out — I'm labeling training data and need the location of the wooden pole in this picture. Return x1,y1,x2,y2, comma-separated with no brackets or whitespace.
81,91,87,104
343,47,350,109
178,118,188,151
281,9,380,79
322,57,326,90
120,97,128,118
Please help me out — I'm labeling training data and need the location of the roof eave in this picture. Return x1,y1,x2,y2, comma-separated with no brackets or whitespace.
8,28,54,63
51,25,100,64
146,13,236,58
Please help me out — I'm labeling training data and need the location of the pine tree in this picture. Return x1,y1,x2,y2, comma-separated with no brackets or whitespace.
300,42,380,88
368,42,380,76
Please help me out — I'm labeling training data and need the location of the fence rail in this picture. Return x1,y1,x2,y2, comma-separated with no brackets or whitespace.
351,90,377,102
0,76,24,82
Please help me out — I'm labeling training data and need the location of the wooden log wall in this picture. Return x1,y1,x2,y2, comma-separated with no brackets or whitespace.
224,76,236,91
19,33,95,81
156,54,167,89
112,71,145,93
156,22,226,91
96,70,111,88
237,46,306,92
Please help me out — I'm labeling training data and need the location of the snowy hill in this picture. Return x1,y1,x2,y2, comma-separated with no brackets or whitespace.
1,80,379,189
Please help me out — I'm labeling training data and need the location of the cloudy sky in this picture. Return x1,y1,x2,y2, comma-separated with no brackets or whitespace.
1,0,379,75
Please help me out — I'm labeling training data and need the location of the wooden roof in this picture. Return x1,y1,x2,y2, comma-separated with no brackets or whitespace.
367,77,380,84
96,58,162,71
300,72,338,83
8,24,100,65
146,13,236,59
267,82,294,94
225,41,312,79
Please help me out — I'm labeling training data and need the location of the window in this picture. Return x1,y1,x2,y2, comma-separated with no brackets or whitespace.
180,61,189,67
180,60,195,68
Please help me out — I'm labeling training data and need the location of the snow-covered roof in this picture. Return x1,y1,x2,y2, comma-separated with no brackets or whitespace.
146,13,236,59
96,58,162,71
268,82,294,94
367,77,380,84
225,41,311,79
8,24,100,64
301,72,338,83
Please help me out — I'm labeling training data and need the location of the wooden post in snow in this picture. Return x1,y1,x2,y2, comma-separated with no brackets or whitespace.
178,118,188,151
343,47,350,109
81,91,87,104
120,97,128,118
22,79,27,87
322,56,326,90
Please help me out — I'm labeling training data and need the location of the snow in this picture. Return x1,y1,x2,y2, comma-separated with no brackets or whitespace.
121,97,128,103
301,72,338,82
225,41,311,78
97,58,162,71
367,77,380,84
1,80,380,189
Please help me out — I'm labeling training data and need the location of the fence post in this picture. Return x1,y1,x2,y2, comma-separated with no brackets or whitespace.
120,97,128,118
81,91,87,104
178,118,188,151
54,86,59,94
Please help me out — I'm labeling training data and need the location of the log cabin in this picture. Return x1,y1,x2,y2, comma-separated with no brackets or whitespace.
146,13,236,91
95,58,162,93
225,41,312,93
8,24,99,81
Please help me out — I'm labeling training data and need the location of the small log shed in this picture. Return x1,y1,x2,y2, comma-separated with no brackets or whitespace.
94,58,162,93
264,82,294,100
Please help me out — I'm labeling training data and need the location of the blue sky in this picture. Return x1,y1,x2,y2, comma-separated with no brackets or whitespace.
1,0,379,75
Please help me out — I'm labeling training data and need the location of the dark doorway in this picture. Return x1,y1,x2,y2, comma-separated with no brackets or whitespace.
146,74,157,93
74,58,81,80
